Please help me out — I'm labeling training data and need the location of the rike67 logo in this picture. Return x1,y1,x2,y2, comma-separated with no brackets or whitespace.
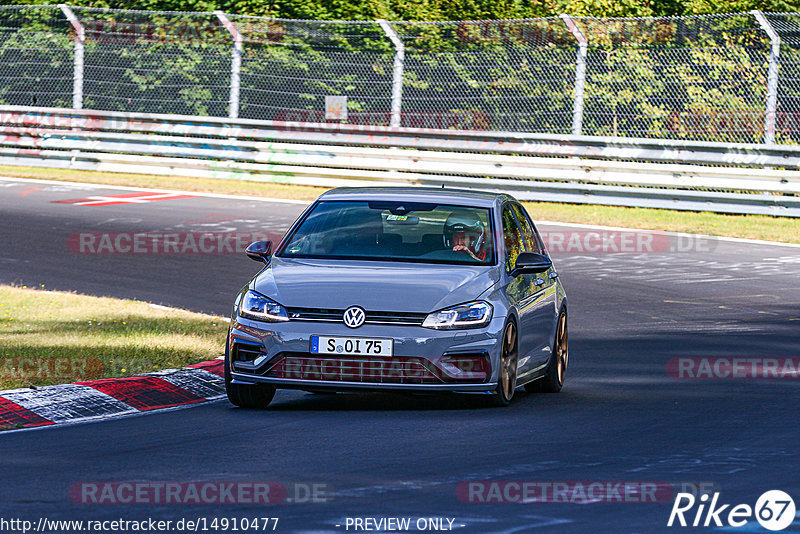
668,490,796,531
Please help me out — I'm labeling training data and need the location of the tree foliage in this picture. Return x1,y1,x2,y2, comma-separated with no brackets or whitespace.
5,0,799,19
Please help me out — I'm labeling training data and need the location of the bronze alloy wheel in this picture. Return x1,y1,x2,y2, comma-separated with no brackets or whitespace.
555,312,568,387
491,321,518,406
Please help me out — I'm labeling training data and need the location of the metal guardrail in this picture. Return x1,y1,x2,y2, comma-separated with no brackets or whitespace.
1,106,799,217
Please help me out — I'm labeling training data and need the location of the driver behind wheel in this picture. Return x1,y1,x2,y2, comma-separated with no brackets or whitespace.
443,210,487,261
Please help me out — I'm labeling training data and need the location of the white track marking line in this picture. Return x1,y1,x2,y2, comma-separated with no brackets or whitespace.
3,175,799,247
0,176,311,205
535,220,800,249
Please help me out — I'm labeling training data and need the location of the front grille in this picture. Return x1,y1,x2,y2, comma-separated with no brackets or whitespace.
265,354,442,384
286,307,426,326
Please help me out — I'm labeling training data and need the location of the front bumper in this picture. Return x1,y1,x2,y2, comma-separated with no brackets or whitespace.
228,315,506,393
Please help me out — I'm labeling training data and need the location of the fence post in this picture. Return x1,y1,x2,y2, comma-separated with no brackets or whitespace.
377,19,404,128
215,10,242,119
560,14,587,136
59,4,83,110
752,10,780,145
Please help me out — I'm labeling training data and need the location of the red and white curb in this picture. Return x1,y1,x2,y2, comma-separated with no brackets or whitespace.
0,357,225,430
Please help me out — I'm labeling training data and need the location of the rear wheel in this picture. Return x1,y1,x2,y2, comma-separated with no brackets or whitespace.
489,321,518,407
224,339,276,409
525,309,568,393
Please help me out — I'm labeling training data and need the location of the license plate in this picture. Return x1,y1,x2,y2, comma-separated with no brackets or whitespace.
310,335,393,357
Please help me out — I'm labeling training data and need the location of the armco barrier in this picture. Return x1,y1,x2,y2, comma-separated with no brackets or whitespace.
1,106,799,217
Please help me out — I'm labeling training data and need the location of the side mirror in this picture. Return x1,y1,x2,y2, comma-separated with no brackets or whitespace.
513,252,552,275
245,240,272,263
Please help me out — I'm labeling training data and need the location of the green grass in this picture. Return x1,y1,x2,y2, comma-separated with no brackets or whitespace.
1,164,798,244
0,164,326,201
0,285,228,391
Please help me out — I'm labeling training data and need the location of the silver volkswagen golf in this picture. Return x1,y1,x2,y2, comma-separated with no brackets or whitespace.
225,187,568,407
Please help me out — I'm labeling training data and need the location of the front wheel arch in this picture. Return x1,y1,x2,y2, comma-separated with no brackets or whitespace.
224,335,276,409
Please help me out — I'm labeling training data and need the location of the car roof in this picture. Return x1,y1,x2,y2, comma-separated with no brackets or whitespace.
317,187,516,208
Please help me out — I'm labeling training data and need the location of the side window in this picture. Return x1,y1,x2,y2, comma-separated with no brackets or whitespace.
501,206,523,271
510,204,542,254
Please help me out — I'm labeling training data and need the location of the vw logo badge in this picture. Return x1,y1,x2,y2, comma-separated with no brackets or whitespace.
343,306,366,328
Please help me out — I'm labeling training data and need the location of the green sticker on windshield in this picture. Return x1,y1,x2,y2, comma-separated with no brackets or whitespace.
386,214,408,221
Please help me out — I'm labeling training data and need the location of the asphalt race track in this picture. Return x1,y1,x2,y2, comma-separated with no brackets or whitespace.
1,178,800,533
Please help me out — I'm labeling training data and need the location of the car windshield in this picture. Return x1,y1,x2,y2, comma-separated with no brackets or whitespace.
278,200,495,265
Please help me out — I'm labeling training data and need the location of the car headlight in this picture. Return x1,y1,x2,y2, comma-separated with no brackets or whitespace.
422,301,493,330
239,290,289,322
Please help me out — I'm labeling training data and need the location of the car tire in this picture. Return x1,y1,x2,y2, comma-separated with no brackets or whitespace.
224,338,276,409
525,308,568,394
488,320,518,407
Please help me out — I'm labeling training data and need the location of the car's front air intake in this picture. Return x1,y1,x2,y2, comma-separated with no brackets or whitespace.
266,354,442,384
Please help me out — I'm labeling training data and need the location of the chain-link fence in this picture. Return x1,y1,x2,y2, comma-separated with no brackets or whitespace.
0,5,74,108
76,8,231,117
1,5,799,144
767,12,800,144
577,13,771,143
231,16,395,124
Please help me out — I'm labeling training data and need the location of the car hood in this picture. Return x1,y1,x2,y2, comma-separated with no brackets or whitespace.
251,257,500,313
